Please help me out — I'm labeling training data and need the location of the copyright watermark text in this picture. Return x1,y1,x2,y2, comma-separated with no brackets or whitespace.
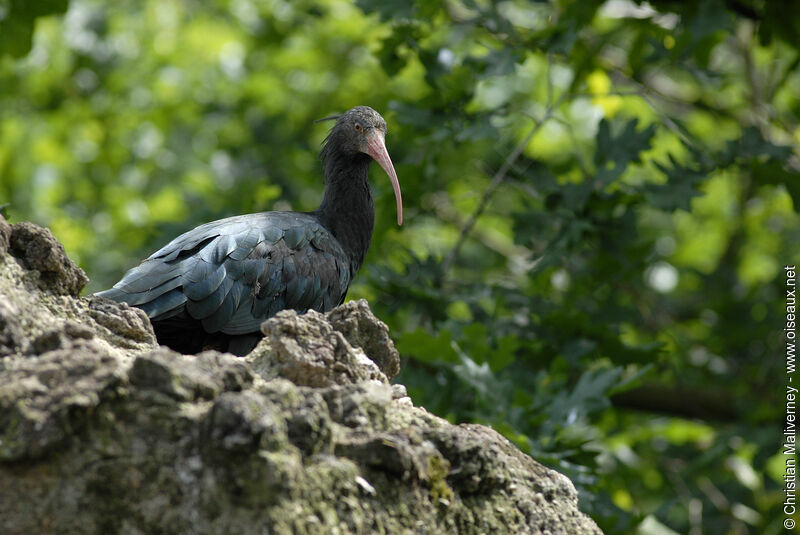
785,265,797,530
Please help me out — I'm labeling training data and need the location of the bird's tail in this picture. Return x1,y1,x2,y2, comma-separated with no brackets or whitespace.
93,287,126,301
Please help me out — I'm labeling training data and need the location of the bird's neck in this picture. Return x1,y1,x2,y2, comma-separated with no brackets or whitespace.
315,152,375,274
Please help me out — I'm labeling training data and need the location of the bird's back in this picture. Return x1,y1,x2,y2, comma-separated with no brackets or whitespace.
96,211,353,353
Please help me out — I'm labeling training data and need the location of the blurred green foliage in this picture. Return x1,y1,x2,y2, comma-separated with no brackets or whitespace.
2,1,799,533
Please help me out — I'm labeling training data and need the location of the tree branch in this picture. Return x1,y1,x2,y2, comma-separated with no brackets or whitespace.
440,114,549,275
611,383,739,421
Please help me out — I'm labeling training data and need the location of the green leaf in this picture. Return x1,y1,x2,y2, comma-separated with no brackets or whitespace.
549,367,624,424
645,157,706,211
0,0,69,58
593,118,656,188
396,328,458,364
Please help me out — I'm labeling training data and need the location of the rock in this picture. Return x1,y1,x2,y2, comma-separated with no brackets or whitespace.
8,221,88,296
326,299,401,380
0,221,604,535
88,297,157,346
0,340,128,461
0,223,156,359
129,348,254,401
0,299,25,357
0,214,10,256
251,309,388,387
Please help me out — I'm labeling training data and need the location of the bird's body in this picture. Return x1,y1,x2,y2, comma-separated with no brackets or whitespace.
96,106,402,355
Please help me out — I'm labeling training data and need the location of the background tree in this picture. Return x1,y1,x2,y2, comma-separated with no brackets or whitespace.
1,1,798,533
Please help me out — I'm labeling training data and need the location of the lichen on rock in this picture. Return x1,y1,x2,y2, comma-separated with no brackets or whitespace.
0,218,603,535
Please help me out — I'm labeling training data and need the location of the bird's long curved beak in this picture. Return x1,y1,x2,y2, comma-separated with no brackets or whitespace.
366,131,403,226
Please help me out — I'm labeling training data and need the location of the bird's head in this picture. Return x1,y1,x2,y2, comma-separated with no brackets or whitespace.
320,106,403,225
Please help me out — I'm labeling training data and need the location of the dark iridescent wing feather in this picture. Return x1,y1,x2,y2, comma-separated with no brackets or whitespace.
96,212,352,335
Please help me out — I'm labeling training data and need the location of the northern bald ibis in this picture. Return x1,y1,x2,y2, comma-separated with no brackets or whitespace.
97,106,402,355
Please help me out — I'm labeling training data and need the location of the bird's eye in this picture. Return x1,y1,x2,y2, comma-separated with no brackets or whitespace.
354,122,363,132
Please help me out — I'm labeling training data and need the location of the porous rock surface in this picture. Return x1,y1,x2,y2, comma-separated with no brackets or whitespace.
0,215,603,535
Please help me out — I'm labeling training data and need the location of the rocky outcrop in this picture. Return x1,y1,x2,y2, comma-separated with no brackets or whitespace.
0,215,603,535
